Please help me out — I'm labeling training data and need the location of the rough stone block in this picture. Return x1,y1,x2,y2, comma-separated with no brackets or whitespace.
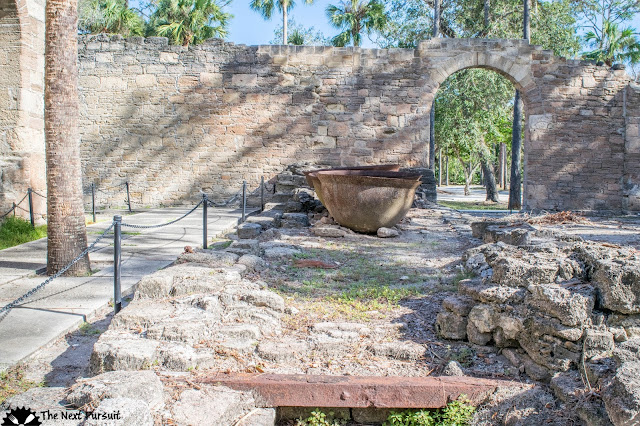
238,222,263,239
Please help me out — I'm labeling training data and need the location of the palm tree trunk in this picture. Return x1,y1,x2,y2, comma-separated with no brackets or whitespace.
283,5,288,44
433,0,440,37
45,0,90,276
508,89,523,210
479,151,499,202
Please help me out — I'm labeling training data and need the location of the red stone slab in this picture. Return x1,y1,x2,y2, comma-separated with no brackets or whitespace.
197,374,525,408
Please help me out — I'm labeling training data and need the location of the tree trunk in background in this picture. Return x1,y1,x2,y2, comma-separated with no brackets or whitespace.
45,0,90,276
283,5,288,44
462,160,479,196
429,104,435,170
523,0,530,41
433,0,440,37
484,0,490,34
499,143,506,188
445,157,449,185
509,89,523,210
480,152,500,202
438,148,442,186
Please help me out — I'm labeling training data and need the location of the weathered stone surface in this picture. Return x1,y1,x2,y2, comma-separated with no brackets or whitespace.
170,386,257,426
237,254,267,272
263,246,301,259
583,329,615,360
442,295,475,316
467,304,499,334
466,321,492,345
592,260,640,314
526,283,595,327
175,250,239,267
603,361,640,426
134,264,242,299
483,223,536,246
550,370,582,403
246,214,281,230
608,314,640,338
235,408,276,426
258,228,282,241
84,398,153,426
442,360,464,376
459,279,526,304
241,290,285,312
368,342,425,360
3,388,83,425
90,332,159,374
227,239,261,256
67,371,164,411
257,339,309,361
435,310,467,340
377,227,400,238
614,338,640,364
238,222,263,239
311,225,346,238
280,213,309,228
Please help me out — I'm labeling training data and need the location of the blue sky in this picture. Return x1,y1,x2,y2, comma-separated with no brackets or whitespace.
225,0,379,47
223,1,640,52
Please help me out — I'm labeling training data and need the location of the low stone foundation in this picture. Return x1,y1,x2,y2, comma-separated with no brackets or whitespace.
436,218,640,424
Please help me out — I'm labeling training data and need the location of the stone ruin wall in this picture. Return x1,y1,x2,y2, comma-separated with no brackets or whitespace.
2,31,640,213
76,35,640,213
0,0,46,218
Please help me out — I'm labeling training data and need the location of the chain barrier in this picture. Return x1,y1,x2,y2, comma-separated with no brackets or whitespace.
0,205,15,219
121,199,204,229
31,190,46,199
0,192,30,220
0,222,115,322
207,191,241,208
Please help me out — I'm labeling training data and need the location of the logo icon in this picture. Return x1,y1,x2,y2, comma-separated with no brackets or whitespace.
1,407,41,426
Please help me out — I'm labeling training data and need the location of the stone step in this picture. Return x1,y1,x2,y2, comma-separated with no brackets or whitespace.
196,373,525,408
272,192,294,203
276,174,308,187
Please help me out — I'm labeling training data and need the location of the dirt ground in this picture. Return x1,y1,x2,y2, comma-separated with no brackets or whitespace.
6,206,640,424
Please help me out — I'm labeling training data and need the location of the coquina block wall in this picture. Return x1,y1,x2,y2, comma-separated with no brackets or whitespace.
0,0,46,217
4,34,639,213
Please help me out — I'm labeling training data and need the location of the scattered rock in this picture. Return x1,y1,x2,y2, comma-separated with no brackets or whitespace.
237,223,262,239
176,250,239,267
603,361,640,426
67,370,164,411
263,246,301,259
436,310,468,340
280,213,309,228
170,386,257,426
235,408,277,426
84,398,153,426
258,228,282,241
377,227,400,238
237,254,266,272
442,360,464,376
614,338,640,364
311,225,346,238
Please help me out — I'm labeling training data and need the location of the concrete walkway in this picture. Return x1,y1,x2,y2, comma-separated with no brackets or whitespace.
0,207,244,370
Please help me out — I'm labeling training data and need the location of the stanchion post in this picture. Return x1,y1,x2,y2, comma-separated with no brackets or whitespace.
113,215,122,314
260,176,265,212
27,188,34,227
91,183,96,223
125,181,132,213
202,194,208,249
12,203,16,217
241,180,247,223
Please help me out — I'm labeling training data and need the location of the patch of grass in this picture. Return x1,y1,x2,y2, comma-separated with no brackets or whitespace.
78,321,103,336
452,270,475,287
385,396,476,425
338,285,421,304
295,409,348,426
211,240,232,250
446,346,475,367
0,365,44,404
0,217,47,250
439,200,508,210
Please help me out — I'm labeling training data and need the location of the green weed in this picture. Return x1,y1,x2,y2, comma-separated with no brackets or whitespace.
385,396,475,425
295,409,347,426
0,365,44,404
0,217,47,250
78,322,102,336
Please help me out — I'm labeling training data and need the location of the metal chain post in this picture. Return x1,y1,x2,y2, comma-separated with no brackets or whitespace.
27,188,34,227
260,176,265,212
202,193,208,249
113,215,122,314
125,181,132,213
12,202,16,217
91,183,96,223
241,180,247,223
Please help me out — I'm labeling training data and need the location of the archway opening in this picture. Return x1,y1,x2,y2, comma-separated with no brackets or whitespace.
433,67,525,211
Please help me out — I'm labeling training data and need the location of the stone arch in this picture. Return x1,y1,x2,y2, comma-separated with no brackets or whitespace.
417,40,539,208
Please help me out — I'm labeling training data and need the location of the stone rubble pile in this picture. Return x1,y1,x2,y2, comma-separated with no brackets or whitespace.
436,219,640,425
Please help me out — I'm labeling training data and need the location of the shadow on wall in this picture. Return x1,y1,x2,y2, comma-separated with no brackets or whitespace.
79,36,432,209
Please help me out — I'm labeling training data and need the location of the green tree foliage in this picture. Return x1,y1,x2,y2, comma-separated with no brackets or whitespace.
147,0,230,46
251,0,314,44
78,0,145,36
325,0,388,47
583,20,640,65
270,18,330,45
